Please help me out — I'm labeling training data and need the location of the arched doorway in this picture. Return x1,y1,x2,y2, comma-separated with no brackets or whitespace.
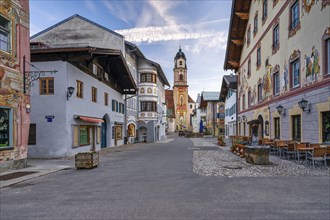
101,114,110,148
258,115,264,139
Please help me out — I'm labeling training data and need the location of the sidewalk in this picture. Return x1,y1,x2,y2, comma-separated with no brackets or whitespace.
0,158,73,188
0,143,144,188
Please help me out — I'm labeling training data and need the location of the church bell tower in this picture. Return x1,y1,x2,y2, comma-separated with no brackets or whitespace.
173,47,189,130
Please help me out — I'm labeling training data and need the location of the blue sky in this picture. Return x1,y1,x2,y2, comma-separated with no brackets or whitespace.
30,0,232,100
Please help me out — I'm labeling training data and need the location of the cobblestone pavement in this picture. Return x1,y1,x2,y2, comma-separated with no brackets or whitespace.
192,138,330,177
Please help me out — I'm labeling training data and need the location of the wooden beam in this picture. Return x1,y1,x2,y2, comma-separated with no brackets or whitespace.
235,12,249,20
231,39,243,46
228,61,240,68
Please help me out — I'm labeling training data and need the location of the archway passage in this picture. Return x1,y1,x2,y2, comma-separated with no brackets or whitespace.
139,127,147,142
128,123,136,143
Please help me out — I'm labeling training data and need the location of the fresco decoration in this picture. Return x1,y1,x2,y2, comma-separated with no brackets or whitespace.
251,85,257,106
321,0,330,10
0,0,19,69
303,46,320,86
281,61,289,94
301,0,316,15
239,73,248,97
263,64,272,100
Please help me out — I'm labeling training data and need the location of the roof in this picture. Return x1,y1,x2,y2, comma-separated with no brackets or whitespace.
224,0,252,71
219,75,237,102
125,41,146,59
188,95,195,103
175,48,186,61
201,91,221,101
30,46,137,94
165,90,175,118
31,14,123,40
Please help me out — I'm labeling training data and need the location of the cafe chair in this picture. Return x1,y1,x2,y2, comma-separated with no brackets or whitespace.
306,147,327,168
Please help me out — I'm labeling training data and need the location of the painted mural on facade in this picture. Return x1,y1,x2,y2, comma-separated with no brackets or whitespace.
176,88,187,129
263,65,272,99
281,61,289,94
303,46,320,86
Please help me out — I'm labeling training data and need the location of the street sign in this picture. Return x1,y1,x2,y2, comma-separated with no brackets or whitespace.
45,115,54,123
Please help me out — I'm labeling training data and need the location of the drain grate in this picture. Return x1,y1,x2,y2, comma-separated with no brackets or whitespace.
0,172,38,181
223,165,243,169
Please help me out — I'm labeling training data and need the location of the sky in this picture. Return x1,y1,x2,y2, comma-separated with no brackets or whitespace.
30,0,233,101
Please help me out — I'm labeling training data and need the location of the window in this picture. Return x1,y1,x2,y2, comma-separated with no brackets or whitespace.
258,83,263,102
76,80,83,98
248,91,251,107
115,125,122,139
265,121,269,136
92,87,97,102
179,61,183,66
262,0,268,22
322,111,330,143
0,108,12,148
242,94,246,110
141,101,157,112
273,24,279,52
291,59,300,88
326,39,330,76
254,12,258,36
328,39,330,75
104,92,108,106
141,73,156,83
28,124,36,145
39,77,54,95
273,72,280,95
190,104,193,109
292,115,301,141
290,1,299,30
118,103,125,114
274,117,280,139
247,25,251,46
179,74,183,81
0,15,10,53
73,125,94,147
257,47,261,68
247,59,251,77
112,100,116,111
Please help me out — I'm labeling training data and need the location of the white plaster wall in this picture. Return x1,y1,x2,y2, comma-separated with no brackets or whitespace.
28,61,125,158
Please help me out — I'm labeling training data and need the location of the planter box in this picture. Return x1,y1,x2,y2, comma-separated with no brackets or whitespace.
75,152,99,169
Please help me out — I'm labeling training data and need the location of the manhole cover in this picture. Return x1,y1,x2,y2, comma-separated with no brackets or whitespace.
0,172,38,181
223,165,243,169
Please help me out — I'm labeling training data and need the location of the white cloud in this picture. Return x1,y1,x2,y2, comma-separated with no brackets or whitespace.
84,0,98,13
102,0,138,25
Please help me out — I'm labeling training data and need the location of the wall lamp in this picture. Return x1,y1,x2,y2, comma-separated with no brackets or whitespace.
276,105,285,116
298,98,311,113
242,115,246,122
25,103,31,113
67,86,75,100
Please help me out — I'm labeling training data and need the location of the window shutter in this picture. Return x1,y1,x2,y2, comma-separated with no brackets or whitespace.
96,126,101,144
73,125,79,147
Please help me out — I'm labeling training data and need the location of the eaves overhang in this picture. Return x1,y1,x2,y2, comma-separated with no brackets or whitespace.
224,0,252,72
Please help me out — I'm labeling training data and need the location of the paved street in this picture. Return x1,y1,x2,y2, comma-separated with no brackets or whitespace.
1,136,329,220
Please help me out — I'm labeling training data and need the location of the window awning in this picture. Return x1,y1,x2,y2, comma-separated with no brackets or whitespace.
76,116,104,123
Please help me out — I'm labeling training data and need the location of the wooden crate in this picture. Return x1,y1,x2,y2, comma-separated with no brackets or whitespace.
75,152,99,169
